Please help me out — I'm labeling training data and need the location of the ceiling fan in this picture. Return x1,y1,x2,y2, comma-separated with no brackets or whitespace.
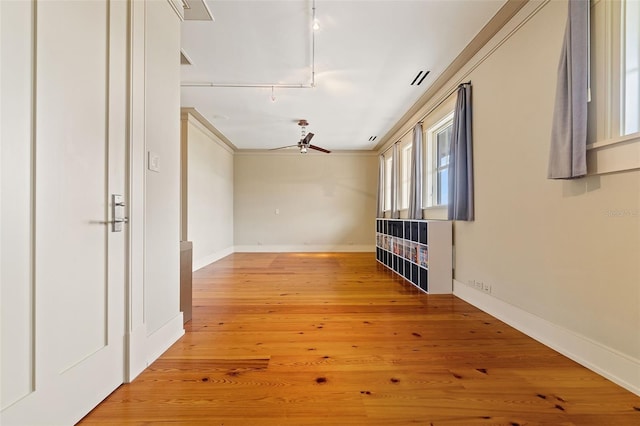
271,120,331,154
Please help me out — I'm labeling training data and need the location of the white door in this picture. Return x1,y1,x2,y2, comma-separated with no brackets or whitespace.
1,1,127,424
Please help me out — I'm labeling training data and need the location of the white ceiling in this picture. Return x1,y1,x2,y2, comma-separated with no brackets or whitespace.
180,0,507,151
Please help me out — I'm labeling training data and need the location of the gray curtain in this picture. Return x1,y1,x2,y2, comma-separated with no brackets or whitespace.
548,0,589,179
391,144,400,219
376,155,384,217
408,123,423,219
448,83,474,221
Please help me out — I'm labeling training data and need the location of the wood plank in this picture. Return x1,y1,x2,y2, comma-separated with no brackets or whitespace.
79,253,640,424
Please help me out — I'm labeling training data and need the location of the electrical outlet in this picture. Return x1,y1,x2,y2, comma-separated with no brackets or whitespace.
468,279,492,294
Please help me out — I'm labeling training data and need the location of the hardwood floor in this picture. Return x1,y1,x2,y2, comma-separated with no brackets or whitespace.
80,253,640,425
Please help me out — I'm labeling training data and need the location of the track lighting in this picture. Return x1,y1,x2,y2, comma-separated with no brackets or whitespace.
300,146,308,154
181,0,318,90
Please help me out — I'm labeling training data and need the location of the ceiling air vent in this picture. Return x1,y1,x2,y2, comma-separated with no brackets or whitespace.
410,70,430,86
180,50,192,65
369,136,377,142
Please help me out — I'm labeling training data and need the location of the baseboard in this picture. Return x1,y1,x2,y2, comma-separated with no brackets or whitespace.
126,324,149,381
126,313,184,382
145,313,185,365
453,279,640,396
233,244,375,253
193,246,234,271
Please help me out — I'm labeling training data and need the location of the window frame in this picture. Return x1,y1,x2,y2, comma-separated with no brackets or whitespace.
424,112,454,209
587,0,640,174
622,0,639,136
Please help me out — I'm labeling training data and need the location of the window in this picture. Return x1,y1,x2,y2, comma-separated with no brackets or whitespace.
435,124,451,206
588,0,640,174
623,0,639,135
399,144,412,210
383,155,392,212
424,112,454,208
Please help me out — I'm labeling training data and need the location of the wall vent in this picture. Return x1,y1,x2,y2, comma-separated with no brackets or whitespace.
410,70,430,86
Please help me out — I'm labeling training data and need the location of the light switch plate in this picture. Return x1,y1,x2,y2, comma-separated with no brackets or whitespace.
148,151,160,172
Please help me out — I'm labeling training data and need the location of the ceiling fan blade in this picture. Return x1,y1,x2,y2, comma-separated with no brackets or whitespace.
309,144,331,153
269,145,299,151
302,132,314,145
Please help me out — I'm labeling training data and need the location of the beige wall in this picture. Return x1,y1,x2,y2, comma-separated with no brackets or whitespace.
234,152,377,251
379,0,639,394
408,0,639,391
182,113,235,269
457,0,639,358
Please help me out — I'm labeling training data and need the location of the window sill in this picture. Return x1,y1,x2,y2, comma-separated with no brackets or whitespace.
422,205,447,220
587,132,640,175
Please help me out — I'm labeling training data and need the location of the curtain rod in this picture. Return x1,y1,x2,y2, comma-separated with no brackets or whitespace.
380,80,471,156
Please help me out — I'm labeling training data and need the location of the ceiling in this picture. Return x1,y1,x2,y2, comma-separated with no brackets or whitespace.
180,0,508,152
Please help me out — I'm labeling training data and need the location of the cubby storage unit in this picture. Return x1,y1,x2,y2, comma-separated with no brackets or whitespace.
376,219,452,294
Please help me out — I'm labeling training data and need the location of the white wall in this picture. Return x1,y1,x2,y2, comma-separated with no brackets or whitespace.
386,0,640,394
181,111,234,270
234,152,377,252
0,2,35,410
143,0,183,340
128,0,184,380
1,0,36,408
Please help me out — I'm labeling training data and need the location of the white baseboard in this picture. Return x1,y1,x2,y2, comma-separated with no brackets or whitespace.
126,313,184,382
233,244,375,253
126,324,149,381
453,279,640,396
193,246,234,271
145,313,185,365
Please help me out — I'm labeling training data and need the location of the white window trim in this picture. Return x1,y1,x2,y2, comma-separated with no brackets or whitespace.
587,132,640,175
